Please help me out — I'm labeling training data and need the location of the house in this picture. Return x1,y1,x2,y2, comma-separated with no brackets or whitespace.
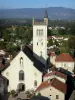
43,71,67,83
1,9,48,92
35,78,67,100
50,52,56,65
55,53,75,73
0,74,9,100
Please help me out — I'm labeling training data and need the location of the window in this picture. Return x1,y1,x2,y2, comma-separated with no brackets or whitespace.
40,51,42,56
36,29,39,36
41,42,43,45
20,57,23,67
34,80,37,86
39,30,41,36
37,42,38,45
41,29,43,36
56,95,59,99
64,64,66,67
19,70,24,81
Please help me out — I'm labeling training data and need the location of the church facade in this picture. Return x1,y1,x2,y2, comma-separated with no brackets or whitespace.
2,10,48,92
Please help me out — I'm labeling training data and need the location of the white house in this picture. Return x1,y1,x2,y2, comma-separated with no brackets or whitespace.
35,78,67,100
2,10,48,92
55,53,75,73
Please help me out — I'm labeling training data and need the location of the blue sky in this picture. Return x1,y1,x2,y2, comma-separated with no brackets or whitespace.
0,0,75,9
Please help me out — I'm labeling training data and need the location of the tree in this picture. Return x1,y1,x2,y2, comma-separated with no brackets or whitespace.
54,40,59,47
2,29,11,42
58,28,66,35
47,38,53,46
59,41,70,53
47,29,52,36
68,36,75,50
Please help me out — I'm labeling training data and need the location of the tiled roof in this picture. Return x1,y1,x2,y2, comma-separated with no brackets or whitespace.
23,46,46,72
43,71,67,80
36,78,67,94
55,53,74,62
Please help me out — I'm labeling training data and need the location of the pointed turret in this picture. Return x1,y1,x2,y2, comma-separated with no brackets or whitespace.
44,9,48,25
44,9,48,18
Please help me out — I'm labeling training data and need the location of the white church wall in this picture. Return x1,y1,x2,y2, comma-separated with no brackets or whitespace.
2,51,42,92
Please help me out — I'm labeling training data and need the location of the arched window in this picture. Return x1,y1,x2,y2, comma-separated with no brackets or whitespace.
20,57,23,65
36,29,39,36
19,70,24,81
34,80,37,86
41,29,43,36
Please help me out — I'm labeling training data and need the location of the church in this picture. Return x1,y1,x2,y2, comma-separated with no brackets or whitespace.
1,9,48,92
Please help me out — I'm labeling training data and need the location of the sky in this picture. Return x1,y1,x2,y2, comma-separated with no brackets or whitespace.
0,0,75,9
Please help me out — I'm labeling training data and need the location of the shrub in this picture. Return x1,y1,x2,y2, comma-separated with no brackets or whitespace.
10,90,16,97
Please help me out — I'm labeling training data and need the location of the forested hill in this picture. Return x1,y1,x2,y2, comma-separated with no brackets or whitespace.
0,7,75,20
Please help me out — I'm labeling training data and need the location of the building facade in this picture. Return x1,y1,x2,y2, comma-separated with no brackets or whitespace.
55,53,75,73
2,51,42,92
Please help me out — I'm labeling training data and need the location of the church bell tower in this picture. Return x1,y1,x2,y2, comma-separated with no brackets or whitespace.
33,9,48,65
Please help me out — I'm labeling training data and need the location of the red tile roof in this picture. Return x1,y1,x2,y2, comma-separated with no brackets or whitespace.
36,78,67,94
55,53,74,62
73,58,75,62
43,71,67,80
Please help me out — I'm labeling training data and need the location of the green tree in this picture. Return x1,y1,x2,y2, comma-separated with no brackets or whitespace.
59,41,70,53
54,40,59,47
48,38,53,46
68,36,75,50
2,29,11,42
47,29,52,36
58,29,66,35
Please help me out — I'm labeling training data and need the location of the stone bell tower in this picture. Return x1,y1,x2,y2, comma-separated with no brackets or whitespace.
33,9,48,65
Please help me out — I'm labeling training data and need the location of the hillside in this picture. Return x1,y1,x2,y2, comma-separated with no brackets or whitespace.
0,7,75,20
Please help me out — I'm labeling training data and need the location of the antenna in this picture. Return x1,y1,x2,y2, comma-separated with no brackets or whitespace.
46,0,48,9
